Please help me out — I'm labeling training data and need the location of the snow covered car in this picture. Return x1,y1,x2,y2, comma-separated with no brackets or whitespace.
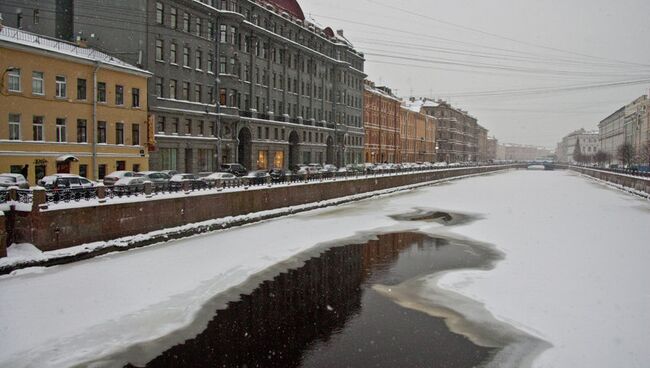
201,172,238,187
169,174,207,190
244,170,271,185
0,173,30,189
112,176,146,194
103,171,135,186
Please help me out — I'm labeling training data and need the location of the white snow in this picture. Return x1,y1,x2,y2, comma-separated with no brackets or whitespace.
0,170,648,367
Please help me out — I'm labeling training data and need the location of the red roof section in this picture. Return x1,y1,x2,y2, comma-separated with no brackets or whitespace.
267,0,305,21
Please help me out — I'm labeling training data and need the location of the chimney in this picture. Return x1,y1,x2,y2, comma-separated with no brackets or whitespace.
336,29,344,37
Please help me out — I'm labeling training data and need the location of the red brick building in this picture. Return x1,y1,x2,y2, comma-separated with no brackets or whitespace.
363,81,401,163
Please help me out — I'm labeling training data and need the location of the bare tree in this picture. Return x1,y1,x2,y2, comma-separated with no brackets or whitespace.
573,138,583,164
617,143,635,166
641,142,650,167
594,150,611,166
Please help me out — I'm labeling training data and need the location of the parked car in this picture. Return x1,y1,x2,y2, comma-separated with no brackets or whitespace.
433,162,448,168
269,168,289,183
112,176,146,194
220,163,248,177
169,174,207,190
134,171,171,190
245,170,271,185
103,171,135,186
39,174,95,190
0,173,30,189
201,172,238,187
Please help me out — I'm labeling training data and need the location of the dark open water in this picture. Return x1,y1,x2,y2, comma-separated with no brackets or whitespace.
127,232,497,368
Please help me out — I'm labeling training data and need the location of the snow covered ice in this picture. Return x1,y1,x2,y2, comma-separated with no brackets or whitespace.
0,169,649,367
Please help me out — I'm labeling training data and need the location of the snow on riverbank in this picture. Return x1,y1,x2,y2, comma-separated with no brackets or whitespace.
0,170,648,368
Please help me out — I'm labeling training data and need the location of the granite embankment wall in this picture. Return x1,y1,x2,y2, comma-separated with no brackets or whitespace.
561,165,650,196
1,165,521,256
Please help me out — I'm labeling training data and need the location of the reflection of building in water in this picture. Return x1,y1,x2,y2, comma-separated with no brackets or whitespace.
140,233,433,367
141,239,366,367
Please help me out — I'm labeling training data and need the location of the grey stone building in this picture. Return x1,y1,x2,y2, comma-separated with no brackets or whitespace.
420,100,479,163
0,0,365,172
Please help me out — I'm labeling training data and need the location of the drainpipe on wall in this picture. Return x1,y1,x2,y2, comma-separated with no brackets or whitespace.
92,61,101,180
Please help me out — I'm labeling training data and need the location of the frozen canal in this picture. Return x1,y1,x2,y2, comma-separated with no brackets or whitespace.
1,169,650,367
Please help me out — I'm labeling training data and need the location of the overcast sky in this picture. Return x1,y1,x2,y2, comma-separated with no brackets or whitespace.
300,0,650,148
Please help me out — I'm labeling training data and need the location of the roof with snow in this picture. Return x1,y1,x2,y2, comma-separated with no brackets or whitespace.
0,26,150,76
267,0,305,21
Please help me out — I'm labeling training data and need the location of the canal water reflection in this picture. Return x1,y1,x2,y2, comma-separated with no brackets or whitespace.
131,232,497,368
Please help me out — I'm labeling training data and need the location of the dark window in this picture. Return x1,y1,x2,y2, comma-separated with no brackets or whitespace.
116,122,124,144
155,77,163,97
98,164,107,179
115,85,124,105
132,124,140,145
97,82,106,102
98,121,107,143
77,78,87,100
116,161,126,171
77,119,87,143
79,164,88,178
185,119,192,135
157,116,165,133
132,88,140,107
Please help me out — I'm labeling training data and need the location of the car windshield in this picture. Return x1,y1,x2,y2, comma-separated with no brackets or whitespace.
0,175,16,182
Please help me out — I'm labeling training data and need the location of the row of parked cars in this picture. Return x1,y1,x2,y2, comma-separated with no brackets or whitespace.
0,161,480,193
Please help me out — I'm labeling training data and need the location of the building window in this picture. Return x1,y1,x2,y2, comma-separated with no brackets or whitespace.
132,88,140,107
7,69,20,92
98,121,107,143
184,119,192,135
155,39,164,61
219,56,226,74
156,2,164,24
160,148,177,170
183,12,190,32
194,84,202,102
219,88,227,106
198,120,204,136
116,160,126,171
32,71,44,95
230,26,236,44
98,164,107,179
157,116,166,133
97,82,106,102
33,116,44,141
77,119,87,143
132,124,140,145
182,81,190,100
116,122,124,144
9,113,20,140
33,9,40,24
155,77,163,97
208,53,214,73
195,50,202,70
55,76,67,98
274,151,284,169
172,118,179,133
219,25,227,43
170,7,177,29
77,78,87,100
79,164,88,178
169,79,177,99
115,85,124,105
195,17,202,37
183,46,190,67
170,42,177,64
257,150,268,170
55,118,66,142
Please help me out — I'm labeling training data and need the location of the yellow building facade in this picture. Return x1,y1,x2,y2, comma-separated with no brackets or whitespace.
0,26,151,184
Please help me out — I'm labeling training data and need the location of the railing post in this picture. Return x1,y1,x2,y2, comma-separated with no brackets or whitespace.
0,213,6,258
97,184,106,203
32,188,47,211
144,182,153,198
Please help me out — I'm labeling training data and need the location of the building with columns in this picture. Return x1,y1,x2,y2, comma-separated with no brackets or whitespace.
0,0,366,172
556,129,599,163
363,80,400,163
